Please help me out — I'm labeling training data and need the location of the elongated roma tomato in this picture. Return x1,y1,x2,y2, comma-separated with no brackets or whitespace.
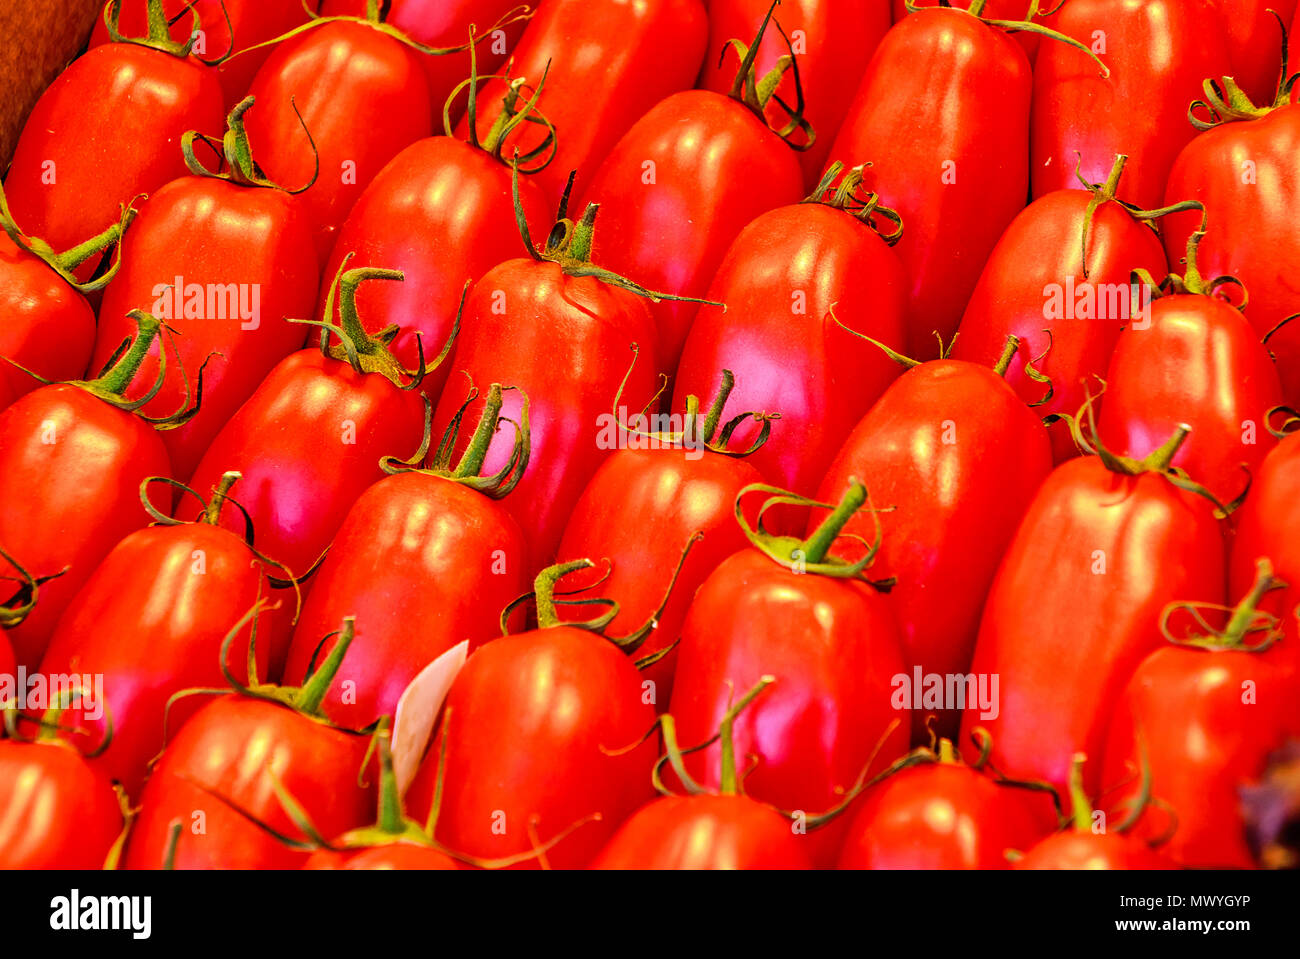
5,7,224,260
319,0,527,122
1014,756,1175,870
959,429,1228,796
281,383,529,730
556,372,773,705
1097,235,1282,509
828,6,1035,353
1162,76,1300,405
35,473,285,797
320,64,551,398
1204,0,1299,106
184,266,429,583
0,314,177,669
596,673,816,869
673,163,908,494
92,98,320,480
891,0,1058,59
669,481,911,865
428,190,669,571
0,736,124,869
812,340,1053,741
405,564,660,869
581,5,809,380
301,728,464,871
951,154,1170,462
90,0,322,107
1230,430,1300,605
1032,0,1231,210
593,795,811,870
0,181,131,403
700,0,890,186
243,15,434,258
458,0,709,209
124,617,375,869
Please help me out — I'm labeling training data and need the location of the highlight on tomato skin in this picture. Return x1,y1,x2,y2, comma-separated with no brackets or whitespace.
5,0,1300,888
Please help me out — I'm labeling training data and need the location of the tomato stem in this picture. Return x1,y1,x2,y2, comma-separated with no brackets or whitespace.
992,335,1020,377
294,618,356,716
1140,423,1191,473
183,96,320,194
88,312,162,396
1067,752,1093,832
718,677,775,795
0,181,138,294
105,0,231,64
722,0,816,151
1160,558,1286,652
452,383,507,479
532,560,596,630
1224,559,1282,642
734,481,893,584
803,162,904,246
801,480,867,565
567,203,599,264
376,727,406,835
203,471,242,527
938,738,957,764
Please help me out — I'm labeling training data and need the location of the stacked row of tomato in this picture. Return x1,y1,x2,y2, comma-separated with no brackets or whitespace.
1,0,1298,870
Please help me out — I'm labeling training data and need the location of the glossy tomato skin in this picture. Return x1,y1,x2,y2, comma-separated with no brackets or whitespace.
244,21,433,259
184,349,426,582
1032,0,1232,210
1102,643,1300,868
405,627,659,869
669,549,911,865
1205,0,1299,106
304,843,461,870
1097,295,1282,507
837,763,1057,870
951,187,1169,462
0,236,97,404
281,472,528,731
458,0,709,209
674,203,907,494
123,696,374,869
958,459,1227,796
0,386,170,669
828,8,1031,354
700,1,891,186
812,361,1053,741
592,794,811,869
1015,831,1175,870
321,137,550,396
581,90,805,380
6,43,224,259
320,0,526,122
89,0,321,107
430,260,658,571
1231,433,1300,601
93,178,319,481
555,447,767,706
1163,105,1300,405
0,741,124,869
36,523,282,798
